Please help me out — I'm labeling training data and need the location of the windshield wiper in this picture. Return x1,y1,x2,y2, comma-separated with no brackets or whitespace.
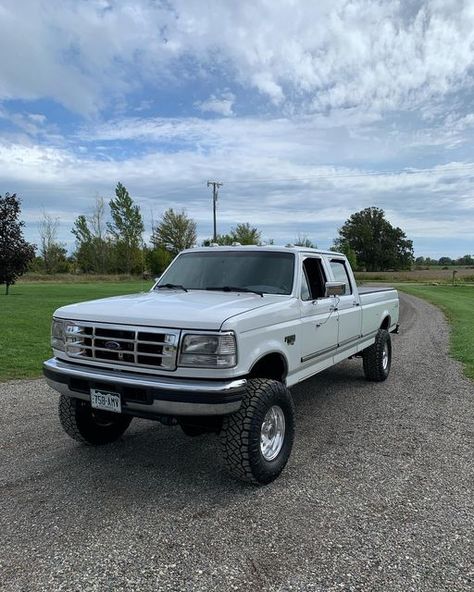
206,286,264,297
155,283,188,293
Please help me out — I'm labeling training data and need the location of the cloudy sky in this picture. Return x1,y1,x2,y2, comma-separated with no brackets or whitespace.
1,0,474,258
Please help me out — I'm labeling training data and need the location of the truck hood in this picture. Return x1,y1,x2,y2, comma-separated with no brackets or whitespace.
54,290,286,330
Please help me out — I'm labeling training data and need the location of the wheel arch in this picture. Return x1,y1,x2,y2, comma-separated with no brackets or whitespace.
380,314,391,331
248,351,288,383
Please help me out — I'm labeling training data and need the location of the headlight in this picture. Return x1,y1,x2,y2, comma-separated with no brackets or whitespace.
64,321,87,355
51,318,65,351
51,319,86,354
179,333,237,368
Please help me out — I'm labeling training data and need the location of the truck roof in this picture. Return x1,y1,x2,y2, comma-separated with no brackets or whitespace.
181,245,345,257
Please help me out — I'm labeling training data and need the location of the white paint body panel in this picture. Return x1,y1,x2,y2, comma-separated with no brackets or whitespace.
52,247,399,388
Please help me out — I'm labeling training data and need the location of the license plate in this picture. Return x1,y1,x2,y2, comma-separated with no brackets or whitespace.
90,389,122,413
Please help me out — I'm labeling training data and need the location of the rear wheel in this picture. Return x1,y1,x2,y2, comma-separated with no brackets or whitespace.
58,395,132,445
362,329,392,381
219,378,295,484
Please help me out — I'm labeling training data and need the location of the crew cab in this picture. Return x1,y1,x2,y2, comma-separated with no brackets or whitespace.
43,246,399,484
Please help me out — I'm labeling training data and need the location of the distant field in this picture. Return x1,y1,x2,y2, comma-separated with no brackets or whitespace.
356,268,474,283
398,285,474,380
0,281,149,381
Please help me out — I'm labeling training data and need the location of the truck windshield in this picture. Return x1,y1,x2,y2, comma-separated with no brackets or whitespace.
157,251,295,295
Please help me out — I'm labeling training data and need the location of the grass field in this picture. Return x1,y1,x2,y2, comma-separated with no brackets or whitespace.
0,280,150,381
398,285,474,380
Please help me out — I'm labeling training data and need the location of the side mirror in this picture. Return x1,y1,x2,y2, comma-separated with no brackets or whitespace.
325,281,346,297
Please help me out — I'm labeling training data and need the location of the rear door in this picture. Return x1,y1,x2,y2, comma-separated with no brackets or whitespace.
328,258,362,349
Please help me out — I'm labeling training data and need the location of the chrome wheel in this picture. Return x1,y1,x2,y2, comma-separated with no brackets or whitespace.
382,343,389,370
260,405,286,461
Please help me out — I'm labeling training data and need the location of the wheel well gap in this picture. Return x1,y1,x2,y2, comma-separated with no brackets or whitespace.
249,353,287,383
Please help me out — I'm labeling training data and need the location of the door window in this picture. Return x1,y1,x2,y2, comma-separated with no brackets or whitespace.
301,258,327,300
329,260,352,294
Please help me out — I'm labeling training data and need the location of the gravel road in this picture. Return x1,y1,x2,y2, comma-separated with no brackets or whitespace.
1,293,473,592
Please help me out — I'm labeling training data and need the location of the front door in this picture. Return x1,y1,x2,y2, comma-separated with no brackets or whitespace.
299,256,339,369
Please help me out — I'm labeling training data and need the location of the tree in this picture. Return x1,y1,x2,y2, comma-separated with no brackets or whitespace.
72,198,111,273
334,207,413,271
293,234,316,248
72,214,94,272
331,244,358,271
457,254,474,266
39,213,69,274
438,256,453,266
202,233,234,246
229,222,261,245
145,245,174,275
107,183,144,274
0,193,36,294
151,208,197,256
202,223,263,247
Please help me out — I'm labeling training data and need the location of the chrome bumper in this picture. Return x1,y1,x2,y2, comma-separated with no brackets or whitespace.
43,358,246,416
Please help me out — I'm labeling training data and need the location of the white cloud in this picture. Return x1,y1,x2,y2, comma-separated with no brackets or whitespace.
196,93,235,116
251,73,284,105
1,1,474,116
0,108,49,136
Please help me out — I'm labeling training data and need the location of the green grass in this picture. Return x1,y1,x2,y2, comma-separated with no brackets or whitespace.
0,280,150,381
398,284,474,380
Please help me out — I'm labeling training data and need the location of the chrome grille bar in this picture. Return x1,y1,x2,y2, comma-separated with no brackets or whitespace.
64,321,180,371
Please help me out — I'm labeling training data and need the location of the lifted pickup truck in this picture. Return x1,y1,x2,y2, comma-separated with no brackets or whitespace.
44,246,399,484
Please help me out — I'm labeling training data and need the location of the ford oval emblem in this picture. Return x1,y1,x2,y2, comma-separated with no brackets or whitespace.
104,340,122,350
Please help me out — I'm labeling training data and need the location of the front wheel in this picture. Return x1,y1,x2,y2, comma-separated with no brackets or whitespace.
362,329,392,382
219,378,295,485
58,396,132,445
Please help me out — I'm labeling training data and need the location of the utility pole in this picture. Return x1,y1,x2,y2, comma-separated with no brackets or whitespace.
207,180,223,242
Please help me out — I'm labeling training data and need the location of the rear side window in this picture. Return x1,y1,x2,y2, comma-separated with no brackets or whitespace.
329,260,352,294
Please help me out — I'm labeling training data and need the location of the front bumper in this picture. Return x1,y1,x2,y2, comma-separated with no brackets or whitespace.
43,358,246,417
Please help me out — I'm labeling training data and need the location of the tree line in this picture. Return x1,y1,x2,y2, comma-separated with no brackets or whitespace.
414,255,474,267
1,188,472,294
4,183,268,285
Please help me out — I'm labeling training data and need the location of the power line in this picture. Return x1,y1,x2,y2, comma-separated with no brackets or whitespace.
141,164,474,205
158,163,474,193
220,163,474,185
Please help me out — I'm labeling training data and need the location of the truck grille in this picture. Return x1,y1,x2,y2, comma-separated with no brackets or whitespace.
64,322,179,371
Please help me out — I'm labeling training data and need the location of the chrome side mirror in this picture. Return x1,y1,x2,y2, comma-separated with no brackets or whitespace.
325,281,346,297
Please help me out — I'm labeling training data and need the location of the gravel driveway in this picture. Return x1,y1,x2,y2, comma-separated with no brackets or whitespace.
1,293,473,591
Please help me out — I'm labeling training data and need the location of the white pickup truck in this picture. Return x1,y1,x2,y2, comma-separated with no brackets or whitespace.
44,246,399,484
